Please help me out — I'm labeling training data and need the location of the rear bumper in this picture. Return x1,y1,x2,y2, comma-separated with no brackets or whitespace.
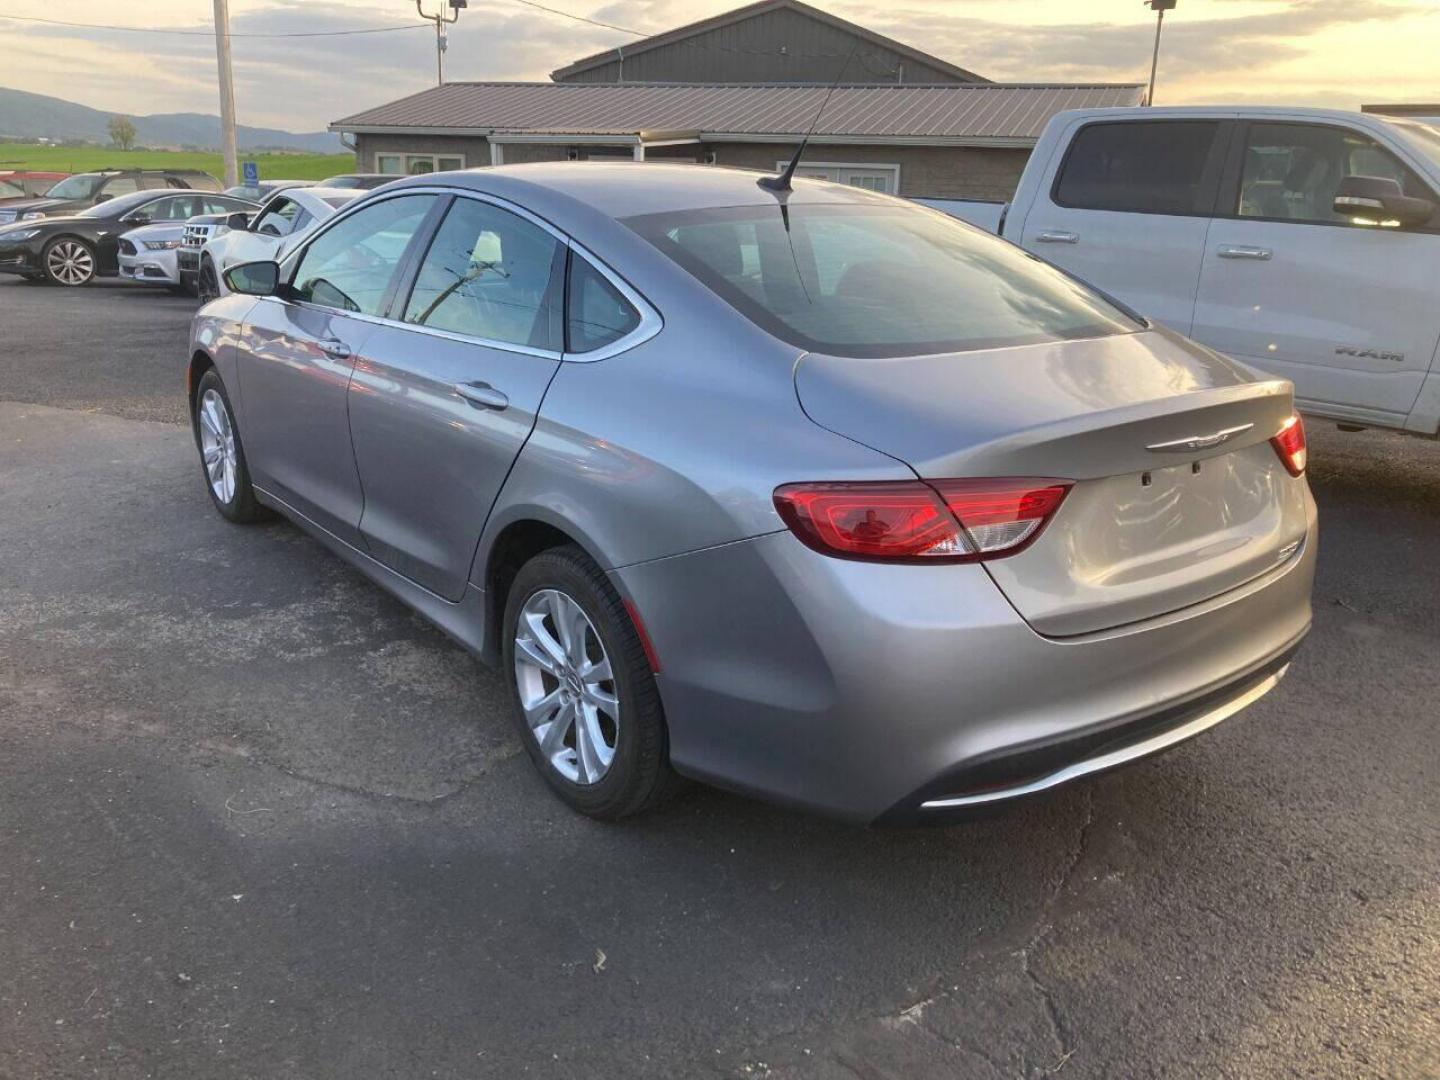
613,488,1316,824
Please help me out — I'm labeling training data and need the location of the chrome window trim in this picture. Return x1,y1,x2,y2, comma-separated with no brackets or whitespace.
562,238,663,364
278,184,663,363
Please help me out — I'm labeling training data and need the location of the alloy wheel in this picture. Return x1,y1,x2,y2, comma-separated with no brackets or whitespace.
197,388,238,504
513,588,620,785
46,241,94,285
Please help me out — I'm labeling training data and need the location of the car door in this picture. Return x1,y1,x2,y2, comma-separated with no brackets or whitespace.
1016,118,1230,335
224,196,304,269
236,193,439,545
1191,120,1440,422
345,193,567,600
98,195,196,272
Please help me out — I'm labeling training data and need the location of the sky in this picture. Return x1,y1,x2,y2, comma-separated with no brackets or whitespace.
0,0,1435,133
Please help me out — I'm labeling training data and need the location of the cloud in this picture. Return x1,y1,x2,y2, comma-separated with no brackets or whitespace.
0,0,1432,130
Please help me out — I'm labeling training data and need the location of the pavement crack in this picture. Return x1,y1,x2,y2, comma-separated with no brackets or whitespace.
1018,786,1095,1077
235,742,522,808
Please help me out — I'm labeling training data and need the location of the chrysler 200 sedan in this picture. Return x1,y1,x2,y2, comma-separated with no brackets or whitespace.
187,163,1316,824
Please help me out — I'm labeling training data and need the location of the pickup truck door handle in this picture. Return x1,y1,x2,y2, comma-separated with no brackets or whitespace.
318,339,352,360
1035,230,1079,244
1217,245,1273,261
454,381,509,411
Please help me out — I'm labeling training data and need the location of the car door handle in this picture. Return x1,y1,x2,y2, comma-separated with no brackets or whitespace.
1035,230,1079,244
454,382,509,410
1217,245,1273,261
319,339,352,360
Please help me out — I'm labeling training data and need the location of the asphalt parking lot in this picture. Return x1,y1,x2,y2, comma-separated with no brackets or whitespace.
2,276,1437,1079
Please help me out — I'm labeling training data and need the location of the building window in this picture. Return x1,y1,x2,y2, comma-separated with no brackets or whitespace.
376,153,466,175
778,162,900,195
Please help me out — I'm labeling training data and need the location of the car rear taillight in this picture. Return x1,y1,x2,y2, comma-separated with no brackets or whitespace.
773,478,1071,563
1270,415,1307,477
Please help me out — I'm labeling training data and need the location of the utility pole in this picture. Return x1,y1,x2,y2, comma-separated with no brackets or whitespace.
416,0,465,85
1145,0,1177,106
212,0,238,186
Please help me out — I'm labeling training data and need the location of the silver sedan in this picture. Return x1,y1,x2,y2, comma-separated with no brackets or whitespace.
187,163,1316,823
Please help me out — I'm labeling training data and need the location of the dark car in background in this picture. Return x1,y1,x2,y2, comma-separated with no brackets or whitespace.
316,173,396,190
0,168,221,226
0,188,255,286
0,171,69,205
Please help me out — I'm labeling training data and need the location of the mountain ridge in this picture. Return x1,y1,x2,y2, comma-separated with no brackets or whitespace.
0,86,344,153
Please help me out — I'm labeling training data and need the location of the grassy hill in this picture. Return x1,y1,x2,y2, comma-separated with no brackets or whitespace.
0,144,356,182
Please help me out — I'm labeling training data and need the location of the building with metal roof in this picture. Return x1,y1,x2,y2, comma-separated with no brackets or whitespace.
330,2,1144,201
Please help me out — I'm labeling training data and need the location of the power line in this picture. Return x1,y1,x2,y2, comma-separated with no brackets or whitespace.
501,0,644,36
0,12,430,38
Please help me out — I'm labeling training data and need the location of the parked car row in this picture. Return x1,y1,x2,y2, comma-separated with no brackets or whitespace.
0,168,391,290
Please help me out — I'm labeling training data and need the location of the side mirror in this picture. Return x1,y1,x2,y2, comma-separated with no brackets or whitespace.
123,212,150,226
93,193,113,204
223,260,281,297
225,211,251,231
1334,175,1436,228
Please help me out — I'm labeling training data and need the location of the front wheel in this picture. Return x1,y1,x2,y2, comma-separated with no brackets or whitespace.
502,546,682,819
42,237,96,286
197,257,220,303
193,369,267,523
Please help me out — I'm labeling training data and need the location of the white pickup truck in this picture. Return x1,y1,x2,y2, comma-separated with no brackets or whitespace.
942,106,1440,436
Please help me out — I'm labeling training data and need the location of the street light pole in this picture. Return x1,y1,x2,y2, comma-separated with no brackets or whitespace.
212,0,238,187
416,0,465,85
1145,0,1177,107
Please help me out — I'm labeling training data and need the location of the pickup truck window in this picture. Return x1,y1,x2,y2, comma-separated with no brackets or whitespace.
1235,122,1435,227
627,202,1141,359
1054,121,1222,216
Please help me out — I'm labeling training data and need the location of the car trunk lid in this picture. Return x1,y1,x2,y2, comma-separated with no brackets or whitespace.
794,329,1310,636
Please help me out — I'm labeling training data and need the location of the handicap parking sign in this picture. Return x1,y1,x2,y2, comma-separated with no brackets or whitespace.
242,161,258,186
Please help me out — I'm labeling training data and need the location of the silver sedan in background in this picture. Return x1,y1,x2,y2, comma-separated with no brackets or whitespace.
187,163,1316,824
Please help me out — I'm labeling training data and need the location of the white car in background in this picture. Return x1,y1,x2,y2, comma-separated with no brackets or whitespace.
193,186,362,300
118,197,260,290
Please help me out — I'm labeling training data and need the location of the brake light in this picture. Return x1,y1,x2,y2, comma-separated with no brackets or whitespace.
773,478,1071,563
1270,415,1307,477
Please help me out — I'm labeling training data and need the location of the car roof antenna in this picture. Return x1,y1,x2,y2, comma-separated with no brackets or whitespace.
758,44,858,194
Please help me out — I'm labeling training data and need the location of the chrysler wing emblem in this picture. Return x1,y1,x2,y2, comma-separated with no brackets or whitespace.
1146,423,1254,454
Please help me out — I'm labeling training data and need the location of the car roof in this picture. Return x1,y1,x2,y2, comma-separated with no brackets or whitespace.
376,161,889,220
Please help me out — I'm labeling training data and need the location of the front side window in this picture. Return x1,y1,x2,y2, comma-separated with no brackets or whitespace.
627,202,1141,359
1235,122,1436,226
142,196,199,221
402,198,562,350
100,177,141,198
567,255,640,353
203,195,252,215
1055,121,1222,215
290,194,436,316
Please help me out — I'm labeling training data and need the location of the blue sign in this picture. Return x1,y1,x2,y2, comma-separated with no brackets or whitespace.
242,161,258,186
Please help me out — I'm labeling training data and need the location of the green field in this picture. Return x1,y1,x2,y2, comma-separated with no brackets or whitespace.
0,143,356,182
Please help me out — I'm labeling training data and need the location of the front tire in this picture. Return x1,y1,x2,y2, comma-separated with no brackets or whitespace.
502,546,681,819
193,369,267,523
42,237,96,286
197,257,220,303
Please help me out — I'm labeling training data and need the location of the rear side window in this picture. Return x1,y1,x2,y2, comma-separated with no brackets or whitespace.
627,202,1141,359
402,197,563,351
566,255,640,353
1055,121,1222,215
290,194,435,316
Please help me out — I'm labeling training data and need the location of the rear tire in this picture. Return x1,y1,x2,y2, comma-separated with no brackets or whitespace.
193,369,267,524
502,546,682,819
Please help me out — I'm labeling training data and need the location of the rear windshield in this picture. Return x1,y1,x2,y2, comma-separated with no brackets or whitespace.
624,202,1141,358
